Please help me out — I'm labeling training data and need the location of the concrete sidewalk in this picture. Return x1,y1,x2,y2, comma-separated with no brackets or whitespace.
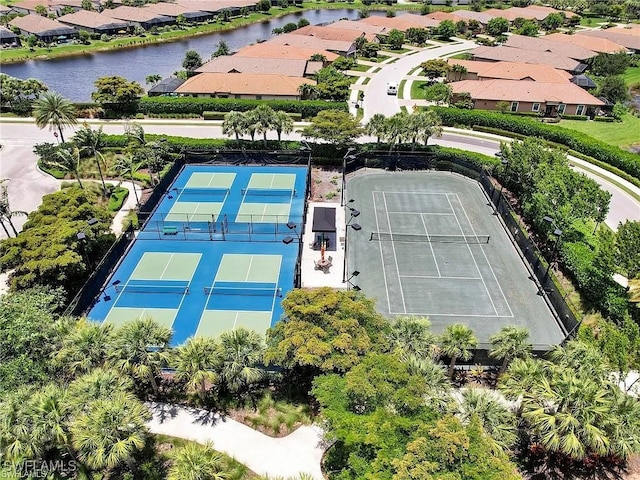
146,402,327,480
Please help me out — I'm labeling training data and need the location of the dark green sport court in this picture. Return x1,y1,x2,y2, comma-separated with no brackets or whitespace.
347,171,565,347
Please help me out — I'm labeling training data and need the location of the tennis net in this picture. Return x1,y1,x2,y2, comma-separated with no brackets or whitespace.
115,284,190,295
204,286,282,297
370,232,490,244
241,188,296,197
174,187,230,196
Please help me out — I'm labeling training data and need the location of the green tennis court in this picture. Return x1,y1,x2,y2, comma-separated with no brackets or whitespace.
185,172,236,189
247,173,296,190
348,172,564,346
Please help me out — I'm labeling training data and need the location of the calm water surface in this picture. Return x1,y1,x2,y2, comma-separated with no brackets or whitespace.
2,9,379,101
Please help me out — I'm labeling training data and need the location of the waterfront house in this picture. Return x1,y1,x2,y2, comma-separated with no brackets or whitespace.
148,77,185,96
470,45,587,73
292,25,378,44
58,10,130,35
195,56,323,77
358,14,438,32
326,19,386,36
234,43,340,62
143,2,211,23
106,6,174,30
0,26,20,46
176,0,256,17
267,33,356,56
446,59,572,83
10,13,78,42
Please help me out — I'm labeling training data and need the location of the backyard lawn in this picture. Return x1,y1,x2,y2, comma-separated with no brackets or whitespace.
411,80,427,99
623,66,640,87
558,113,640,149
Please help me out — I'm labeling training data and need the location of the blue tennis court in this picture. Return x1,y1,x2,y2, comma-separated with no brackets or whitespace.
88,165,307,345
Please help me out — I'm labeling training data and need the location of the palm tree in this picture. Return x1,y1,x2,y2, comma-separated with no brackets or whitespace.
297,82,317,100
73,124,108,197
67,368,134,410
405,356,451,411
387,316,438,361
70,391,149,474
243,109,260,143
109,317,173,397
54,318,114,378
439,323,477,379
365,113,387,144
167,441,229,480
222,111,246,141
253,104,276,148
218,327,265,402
450,63,467,81
489,326,532,377
145,74,162,86
115,153,143,205
456,388,517,452
272,110,294,143
409,110,443,149
32,91,77,143
173,337,220,402
0,385,43,461
383,111,410,152
0,179,27,237
28,384,74,458
48,147,84,189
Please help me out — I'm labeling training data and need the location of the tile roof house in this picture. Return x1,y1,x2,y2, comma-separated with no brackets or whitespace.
326,19,386,35
470,45,586,73
195,56,322,77
446,59,572,83
579,27,640,53
395,13,439,28
504,34,598,61
174,73,315,100
544,32,627,54
234,42,340,62
450,79,604,116
483,5,576,22
176,0,256,15
105,6,174,29
267,33,356,56
525,5,579,19
58,10,130,35
426,11,465,24
143,2,211,22
358,14,438,32
453,10,493,25
292,25,377,44
11,0,59,16
0,26,20,45
9,13,78,42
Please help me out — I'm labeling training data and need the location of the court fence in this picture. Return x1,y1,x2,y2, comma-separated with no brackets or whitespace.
65,224,136,316
344,150,580,344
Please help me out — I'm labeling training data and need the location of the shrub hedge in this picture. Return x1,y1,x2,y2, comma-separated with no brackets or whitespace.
137,97,348,118
429,107,640,180
560,114,589,121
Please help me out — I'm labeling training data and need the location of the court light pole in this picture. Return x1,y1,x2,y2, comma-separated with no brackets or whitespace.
76,217,99,268
342,209,362,284
300,140,312,200
341,147,356,207
282,221,301,245
345,270,361,291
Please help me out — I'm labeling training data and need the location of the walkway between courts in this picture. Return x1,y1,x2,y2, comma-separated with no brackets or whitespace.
146,402,327,480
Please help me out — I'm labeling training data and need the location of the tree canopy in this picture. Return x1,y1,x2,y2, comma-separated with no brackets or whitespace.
300,110,363,147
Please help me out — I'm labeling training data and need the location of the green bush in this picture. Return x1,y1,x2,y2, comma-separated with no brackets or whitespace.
594,116,615,122
137,97,348,118
429,107,640,180
108,186,129,212
203,111,226,120
560,114,589,121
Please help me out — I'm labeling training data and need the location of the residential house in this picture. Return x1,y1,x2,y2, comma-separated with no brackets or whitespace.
326,19,386,36
10,13,78,42
579,27,640,53
143,2,211,23
426,11,465,24
195,56,322,77
470,45,586,73
358,14,438,32
0,4,13,14
11,0,59,16
0,26,20,45
452,10,492,28
267,33,356,56
174,72,315,100
446,59,572,83
106,6,174,30
504,34,597,61
234,42,340,62
544,32,627,54
50,0,101,12
525,5,579,20
292,25,378,44
449,79,603,116
58,10,130,35
176,0,256,17
483,5,575,22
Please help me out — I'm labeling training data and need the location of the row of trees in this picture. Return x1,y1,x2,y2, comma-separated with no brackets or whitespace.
222,105,294,145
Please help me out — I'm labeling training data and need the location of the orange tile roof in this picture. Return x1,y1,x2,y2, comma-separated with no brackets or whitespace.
235,42,340,62
453,10,493,24
143,2,205,17
359,14,438,30
545,32,627,54
58,10,129,29
293,25,376,43
396,13,439,28
505,34,598,61
471,45,584,72
267,33,354,54
196,56,313,77
175,73,315,96
579,27,640,51
108,5,171,23
450,79,604,105
426,11,464,23
526,5,579,18
447,59,572,82
10,13,77,35
326,19,386,35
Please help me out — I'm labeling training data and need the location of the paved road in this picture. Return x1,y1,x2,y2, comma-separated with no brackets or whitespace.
360,39,476,122
1,120,638,238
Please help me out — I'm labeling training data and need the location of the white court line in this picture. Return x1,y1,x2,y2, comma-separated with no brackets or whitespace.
388,211,455,216
400,275,482,280
383,192,407,314
159,253,176,280
268,256,283,320
372,191,452,195
390,310,515,318
372,192,392,313
420,213,441,278
445,194,499,317
455,193,514,317
245,255,255,282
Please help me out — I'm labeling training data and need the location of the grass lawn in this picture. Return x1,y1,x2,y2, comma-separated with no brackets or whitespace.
410,80,427,100
623,65,640,87
557,113,640,149
350,63,373,72
448,52,471,60
579,16,608,26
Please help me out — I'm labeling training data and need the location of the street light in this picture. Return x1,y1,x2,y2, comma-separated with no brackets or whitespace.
300,140,312,199
282,221,301,245
341,147,356,207
345,270,361,290
539,216,562,295
342,208,362,283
